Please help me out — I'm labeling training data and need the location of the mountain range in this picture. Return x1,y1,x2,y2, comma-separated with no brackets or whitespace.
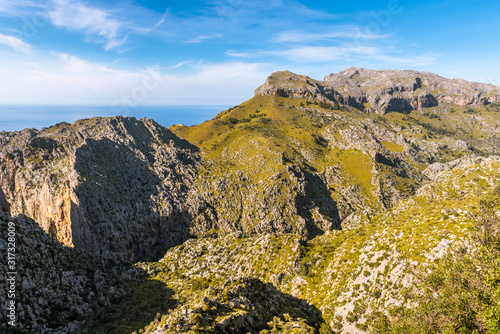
1,68,499,333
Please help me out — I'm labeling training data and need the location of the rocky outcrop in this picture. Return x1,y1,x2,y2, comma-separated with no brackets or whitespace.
0,186,9,213
255,68,500,114
254,71,326,101
422,155,485,181
324,67,500,114
0,213,134,333
186,163,341,240
2,68,500,333
320,117,427,218
3,69,498,263
126,156,500,334
0,116,200,261
157,277,324,333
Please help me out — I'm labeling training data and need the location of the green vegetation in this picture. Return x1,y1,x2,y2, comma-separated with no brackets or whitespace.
402,115,457,136
368,185,500,333
423,111,442,120
7,71,500,333
87,157,497,333
301,100,342,111
82,277,176,334
380,141,404,153
464,107,479,114
327,148,374,197
486,103,500,113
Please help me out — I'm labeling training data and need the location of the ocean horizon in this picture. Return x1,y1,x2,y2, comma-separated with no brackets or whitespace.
0,105,230,132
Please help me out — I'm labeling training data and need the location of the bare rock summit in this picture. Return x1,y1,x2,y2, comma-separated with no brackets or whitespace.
256,67,500,114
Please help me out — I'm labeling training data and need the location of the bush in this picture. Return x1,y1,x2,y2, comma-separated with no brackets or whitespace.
463,107,478,114
423,111,441,120
486,103,500,112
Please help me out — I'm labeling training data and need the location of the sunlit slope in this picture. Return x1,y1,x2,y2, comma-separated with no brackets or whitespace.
171,85,499,239
85,156,499,333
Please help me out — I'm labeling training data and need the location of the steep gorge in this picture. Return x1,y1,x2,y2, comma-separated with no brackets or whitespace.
1,68,500,333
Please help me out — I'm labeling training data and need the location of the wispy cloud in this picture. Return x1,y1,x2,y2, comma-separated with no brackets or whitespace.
273,29,389,43
0,33,31,54
227,45,438,66
185,33,223,44
372,53,439,66
48,0,125,50
167,61,192,69
150,10,167,31
141,0,338,46
280,45,379,62
227,45,379,62
0,0,41,16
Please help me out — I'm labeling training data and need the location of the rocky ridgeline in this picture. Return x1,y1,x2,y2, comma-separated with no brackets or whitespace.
0,116,200,261
1,68,500,333
1,69,499,264
255,68,500,114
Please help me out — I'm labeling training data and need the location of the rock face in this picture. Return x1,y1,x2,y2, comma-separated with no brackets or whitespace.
156,277,325,333
0,117,199,261
186,162,341,241
256,68,500,114
0,186,9,213
0,213,133,333
254,70,328,101
124,156,500,334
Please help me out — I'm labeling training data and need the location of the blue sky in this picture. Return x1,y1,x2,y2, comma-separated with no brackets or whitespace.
0,0,499,107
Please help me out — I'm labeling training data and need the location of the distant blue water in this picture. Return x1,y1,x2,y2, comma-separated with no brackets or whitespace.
0,105,230,132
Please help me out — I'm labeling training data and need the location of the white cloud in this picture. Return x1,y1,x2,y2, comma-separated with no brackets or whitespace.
227,45,439,66
228,45,380,62
0,53,270,105
277,45,379,62
185,33,223,44
149,10,168,31
104,36,127,51
48,0,125,50
0,0,40,16
273,29,388,43
143,62,270,105
0,33,31,54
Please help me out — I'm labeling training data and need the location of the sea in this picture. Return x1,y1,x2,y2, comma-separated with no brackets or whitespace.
0,105,230,132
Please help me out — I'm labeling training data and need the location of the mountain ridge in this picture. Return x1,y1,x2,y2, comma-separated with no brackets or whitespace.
0,116,200,261
255,68,500,115
1,68,500,333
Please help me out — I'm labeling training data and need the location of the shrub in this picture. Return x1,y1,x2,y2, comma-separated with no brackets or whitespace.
463,107,478,114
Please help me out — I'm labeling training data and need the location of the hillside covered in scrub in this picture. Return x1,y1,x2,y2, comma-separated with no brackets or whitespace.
1,68,500,333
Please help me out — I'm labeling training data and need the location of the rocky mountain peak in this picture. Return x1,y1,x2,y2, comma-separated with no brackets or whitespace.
254,70,327,101
255,67,500,114
0,116,200,261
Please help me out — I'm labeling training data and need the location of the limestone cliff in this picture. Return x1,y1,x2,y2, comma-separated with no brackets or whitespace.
0,116,200,261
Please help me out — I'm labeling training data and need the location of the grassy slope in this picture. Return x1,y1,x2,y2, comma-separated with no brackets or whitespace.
171,94,499,226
